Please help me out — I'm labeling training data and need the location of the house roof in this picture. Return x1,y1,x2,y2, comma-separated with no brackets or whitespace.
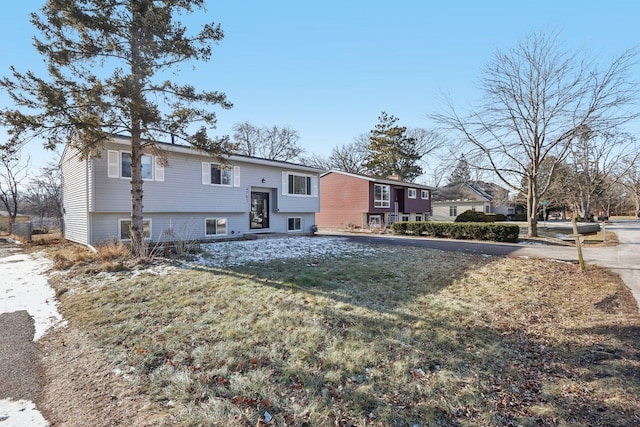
431,181,505,203
94,134,325,174
321,169,434,189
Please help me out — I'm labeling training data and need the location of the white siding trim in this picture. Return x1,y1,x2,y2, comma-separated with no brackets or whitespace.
311,175,318,197
282,172,288,195
107,150,119,178
233,166,240,187
154,157,165,182
202,162,210,185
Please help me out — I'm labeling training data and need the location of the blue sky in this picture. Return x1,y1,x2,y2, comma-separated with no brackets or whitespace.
1,1,639,173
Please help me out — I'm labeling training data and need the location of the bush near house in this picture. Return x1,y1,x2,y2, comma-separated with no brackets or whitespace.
455,210,507,222
391,221,519,242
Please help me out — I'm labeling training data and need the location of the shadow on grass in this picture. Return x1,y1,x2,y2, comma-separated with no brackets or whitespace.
169,248,640,425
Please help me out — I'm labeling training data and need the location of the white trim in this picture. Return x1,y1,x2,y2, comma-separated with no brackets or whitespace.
284,171,315,197
408,188,417,199
421,189,429,200
374,184,391,208
154,157,165,182
107,150,119,178
282,172,288,195
233,166,241,187
202,162,210,185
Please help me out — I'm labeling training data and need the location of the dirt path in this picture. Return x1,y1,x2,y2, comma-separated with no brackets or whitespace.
0,311,42,403
37,325,173,427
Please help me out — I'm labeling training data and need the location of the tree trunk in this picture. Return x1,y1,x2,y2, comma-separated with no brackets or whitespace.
130,129,145,254
527,178,538,237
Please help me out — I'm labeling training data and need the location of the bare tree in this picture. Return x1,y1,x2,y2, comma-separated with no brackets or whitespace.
619,156,640,217
327,135,370,174
565,129,639,220
0,151,29,231
22,161,62,231
434,31,638,236
299,134,369,173
233,121,304,161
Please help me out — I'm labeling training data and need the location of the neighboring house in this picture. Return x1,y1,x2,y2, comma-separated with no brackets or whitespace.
61,135,322,246
316,170,433,228
430,181,514,221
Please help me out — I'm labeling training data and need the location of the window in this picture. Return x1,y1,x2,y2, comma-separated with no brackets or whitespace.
108,150,163,181
374,184,390,208
401,214,410,222
121,153,153,179
287,217,302,231
408,188,417,199
290,174,310,195
415,214,423,221
119,219,151,240
421,189,429,200
449,206,457,217
289,174,311,195
369,215,382,227
205,218,227,236
282,172,317,196
211,164,232,185
202,163,240,187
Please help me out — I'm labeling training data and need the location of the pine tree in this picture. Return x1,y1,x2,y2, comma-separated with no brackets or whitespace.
363,112,423,181
1,0,233,250
448,155,471,184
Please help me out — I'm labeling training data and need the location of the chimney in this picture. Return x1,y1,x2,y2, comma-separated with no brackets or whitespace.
387,174,402,181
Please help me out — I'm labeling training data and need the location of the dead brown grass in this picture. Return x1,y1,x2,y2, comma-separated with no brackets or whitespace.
47,239,133,271
47,243,640,426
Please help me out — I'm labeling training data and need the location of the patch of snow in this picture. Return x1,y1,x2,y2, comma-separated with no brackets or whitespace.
0,399,49,426
0,251,65,341
0,249,64,427
194,236,383,268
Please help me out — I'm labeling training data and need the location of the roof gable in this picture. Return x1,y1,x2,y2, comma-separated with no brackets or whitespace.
431,182,492,202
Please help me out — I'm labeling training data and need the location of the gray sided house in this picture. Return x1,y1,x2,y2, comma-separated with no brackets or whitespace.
61,135,321,246
430,181,514,221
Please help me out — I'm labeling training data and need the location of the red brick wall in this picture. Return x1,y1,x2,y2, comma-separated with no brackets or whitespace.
316,173,370,228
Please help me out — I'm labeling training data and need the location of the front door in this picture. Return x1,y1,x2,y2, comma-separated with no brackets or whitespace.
250,191,270,229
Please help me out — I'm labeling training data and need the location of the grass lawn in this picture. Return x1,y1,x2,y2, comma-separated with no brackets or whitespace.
49,238,640,426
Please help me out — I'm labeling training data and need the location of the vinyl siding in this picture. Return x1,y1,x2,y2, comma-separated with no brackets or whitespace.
74,139,321,244
61,146,90,245
92,142,320,214
90,212,317,244
430,202,487,221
